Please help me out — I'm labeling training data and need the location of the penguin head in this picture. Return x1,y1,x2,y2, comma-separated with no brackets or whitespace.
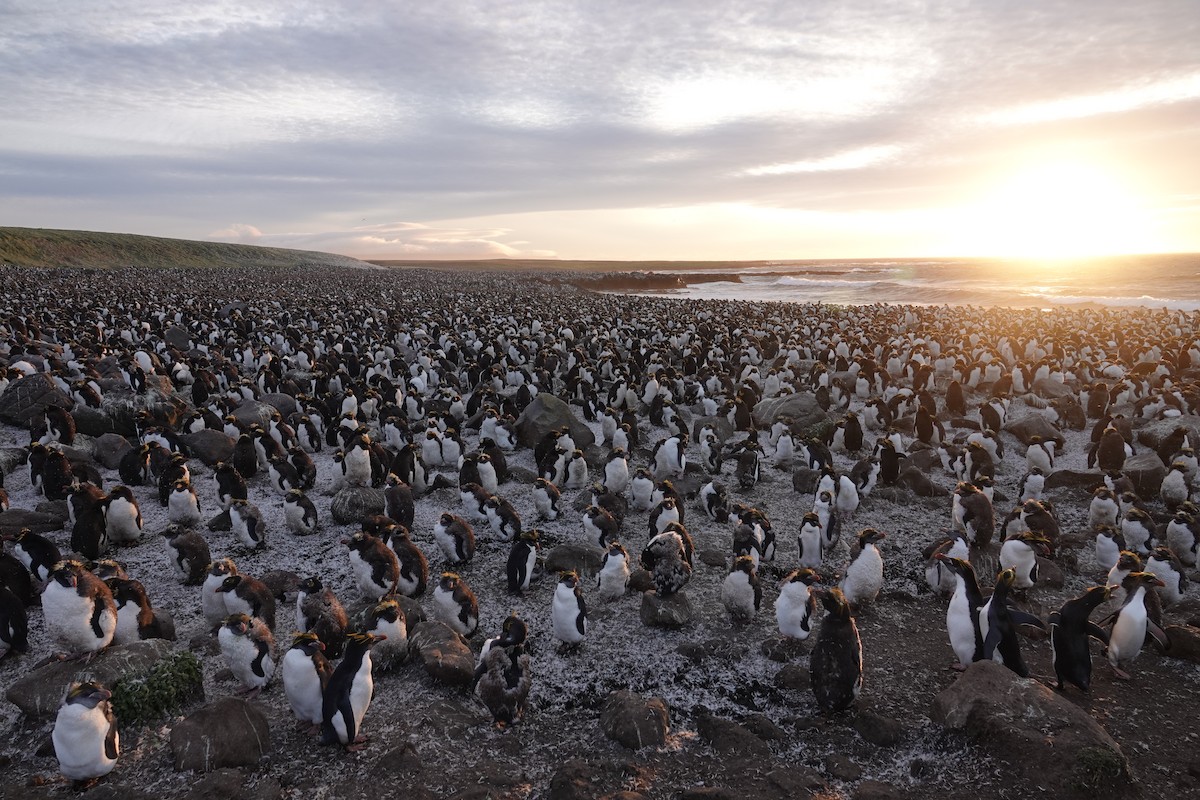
290,631,325,654
606,541,628,559
438,572,461,592
298,575,323,594
498,614,528,647
48,560,83,588
731,556,756,577
558,571,580,590
1015,532,1052,556
438,512,455,527
817,587,852,620
372,599,403,625
858,528,886,547
285,488,304,502
1149,546,1177,566
1123,571,1166,592
217,575,243,594
64,681,111,709
800,512,821,529
223,613,252,636
1115,550,1143,572
91,559,128,581
519,529,541,545
208,558,237,579
783,568,821,588
993,568,1017,592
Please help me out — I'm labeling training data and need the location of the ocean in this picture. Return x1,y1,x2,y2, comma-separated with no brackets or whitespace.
630,253,1200,310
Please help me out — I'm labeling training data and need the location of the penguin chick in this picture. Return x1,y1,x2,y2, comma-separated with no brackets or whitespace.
229,499,267,550
551,571,588,649
476,642,532,729
282,632,333,733
42,560,117,658
809,588,863,713
839,528,886,609
219,612,275,697
721,555,761,623
53,681,118,788
433,572,479,637
162,524,210,585
363,598,408,672
596,541,630,601
776,568,820,640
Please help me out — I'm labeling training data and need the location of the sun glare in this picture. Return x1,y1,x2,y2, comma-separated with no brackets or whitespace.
951,162,1161,259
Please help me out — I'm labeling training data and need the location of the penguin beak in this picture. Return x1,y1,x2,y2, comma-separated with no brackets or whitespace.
1103,586,1113,600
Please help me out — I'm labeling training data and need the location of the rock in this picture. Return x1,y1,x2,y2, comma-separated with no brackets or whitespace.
0,508,63,535
774,664,810,691
258,393,298,418
330,486,386,524
691,416,735,445
259,570,300,599
599,690,669,750
760,635,806,663
1044,470,1103,491
182,430,236,466
895,466,948,497
765,767,827,797
163,326,192,352
853,710,904,747
1036,557,1065,589
92,433,133,469
950,417,980,430
792,468,818,493
549,758,603,800
741,713,787,741
628,569,654,593
508,466,538,484
0,373,72,426
1122,452,1168,498
545,543,605,576
906,447,941,471
854,781,904,800
640,591,692,628
5,639,175,718
1031,378,1075,400
230,400,276,428
409,621,474,686
1004,413,1066,446
170,698,272,771
71,406,122,437
826,754,863,781
679,789,735,800
699,549,727,568
1164,625,1200,663
220,301,248,317
695,713,770,758
34,500,69,524
1134,416,1200,458
514,393,596,451
369,741,423,778
207,510,232,531
753,393,827,431
931,661,1134,799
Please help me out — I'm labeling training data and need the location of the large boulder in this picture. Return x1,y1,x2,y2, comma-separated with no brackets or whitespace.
258,393,299,418
695,713,770,758
170,697,272,771
691,416,735,445
331,486,386,524
72,406,123,437
752,393,827,431
599,690,669,750
1122,452,1168,498
92,433,133,469
163,326,193,352
0,372,72,426
514,393,595,451
1044,470,1104,492
931,661,1134,799
5,639,175,718
1003,414,1066,447
545,543,605,576
183,430,236,467
640,591,693,628
1031,378,1075,400
0,508,63,535
1135,416,1200,460
409,621,474,687
230,400,275,428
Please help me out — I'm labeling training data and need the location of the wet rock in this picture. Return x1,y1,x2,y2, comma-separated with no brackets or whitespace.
34,500,69,524
369,741,423,778
931,661,1134,799
640,591,692,628
92,433,133,469
1123,452,1168,498
765,767,827,797
409,621,474,687
1135,416,1200,459
330,486,386,524
545,543,604,576
182,430,236,467
599,690,669,750
1031,378,1075,400
6,639,175,718
514,393,595,451
695,713,770,758
853,710,904,747
170,698,272,771
0,373,72,426
548,758,602,800
72,406,123,438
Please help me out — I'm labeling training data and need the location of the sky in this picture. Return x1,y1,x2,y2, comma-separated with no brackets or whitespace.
2,0,1199,262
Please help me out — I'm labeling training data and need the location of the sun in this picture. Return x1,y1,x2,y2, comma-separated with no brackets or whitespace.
951,162,1161,259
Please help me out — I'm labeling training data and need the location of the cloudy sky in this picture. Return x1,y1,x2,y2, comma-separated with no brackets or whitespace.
3,1,1199,261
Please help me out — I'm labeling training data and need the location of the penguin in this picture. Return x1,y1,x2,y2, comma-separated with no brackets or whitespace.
603,447,631,494
809,588,863,713
699,480,730,523
775,568,819,640
460,481,490,521
1119,507,1156,555
1091,424,1130,471
795,511,824,569
218,612,276,697
52,681,118,788
551,571,588,649
649,496,681,537
721,555,761,622
108,577,170,644
160,524,210,586
282,632,333,733
167,479,203,526
267,454,302,495
295,575,349,659
839,528,886,609
433,511,476,565
1018,466,1045,503
1092,525,1125,573
232,433,259,479
1047,586,1111,692
363,598,407,672
630,468,655,511
506,529,540,594
640,531,691,596
290,446,317,490
484,495,521,542
344,531,400,601
201,558,238,627
283,488,320,536
936,554,985,670
952,481,995,549
1088,487,1121,529
1102,571,1168,680
383,473,415,529
6,526,61,583
213,461,248,510
229,498,267,550
733,439,761,490
999,531,1051,590
563,448,590,489
532,477,562,521
217,573,277,629
41,448,76,501
978,568,1046,677
1106,551,1143,604
701,434,724,473
1165,509,1200,566
433,572,480,638
1024,436,1055,473
0,581,29,659
381,525,429,597
596,541,630,601
476,639,532,730
42,560,117,657
590,483,628,528
924,532,970,595
1160,461,1191,511
582,505,619,550
1145,546,1187,606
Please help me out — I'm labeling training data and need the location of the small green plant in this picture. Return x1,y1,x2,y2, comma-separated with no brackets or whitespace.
111,651,205,728
1072,745,1128,792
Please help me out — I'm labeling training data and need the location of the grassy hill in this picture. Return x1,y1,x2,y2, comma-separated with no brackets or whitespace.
369,257,764,272
0,227,376,270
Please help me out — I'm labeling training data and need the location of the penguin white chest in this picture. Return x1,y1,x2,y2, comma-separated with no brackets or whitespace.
552,586,586,644
53,703,117,781
43,583,114,652
840,545,883,606
282,650,324,724
775,584,813,639
1108,590,1149,666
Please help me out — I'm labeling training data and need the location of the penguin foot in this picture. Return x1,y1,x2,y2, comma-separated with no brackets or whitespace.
345,735,369,752
1111,665,1132,681
73,777,102,791
949,662,969,672
236,685,264,699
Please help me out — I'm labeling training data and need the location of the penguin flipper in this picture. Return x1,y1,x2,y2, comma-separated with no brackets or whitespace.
104,714,119,760
1086,622,1110,645
1009,609,1047,631
1146,620,1170,652
251,638,270,678
981,625,1002,661
88,596,107,639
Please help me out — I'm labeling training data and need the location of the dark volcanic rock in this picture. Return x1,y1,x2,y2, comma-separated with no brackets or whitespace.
599,690,669,750
0,373,72,426
183,430,236,466
1031,378,1075,400
230,400,275,427
92,432,133,469
1122,452,1168,498
1004,413,1066,446
753,393,827,430
330,486,386,524
1164,625,1200,664
695,713,770,758
931,661,1134,799
853,709,904,747
1044,469,1103,491
409,621,474,686
514,393,596,451
0,508,63,535
545,543,604,576
640,591,692,628
691,416,735,445
170,698,272,771
257,393,298,418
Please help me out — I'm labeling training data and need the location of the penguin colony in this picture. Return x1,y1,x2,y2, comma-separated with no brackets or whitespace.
1,264,1199,795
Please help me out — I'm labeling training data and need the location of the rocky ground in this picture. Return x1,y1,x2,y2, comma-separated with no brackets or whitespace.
0,269,1198,800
